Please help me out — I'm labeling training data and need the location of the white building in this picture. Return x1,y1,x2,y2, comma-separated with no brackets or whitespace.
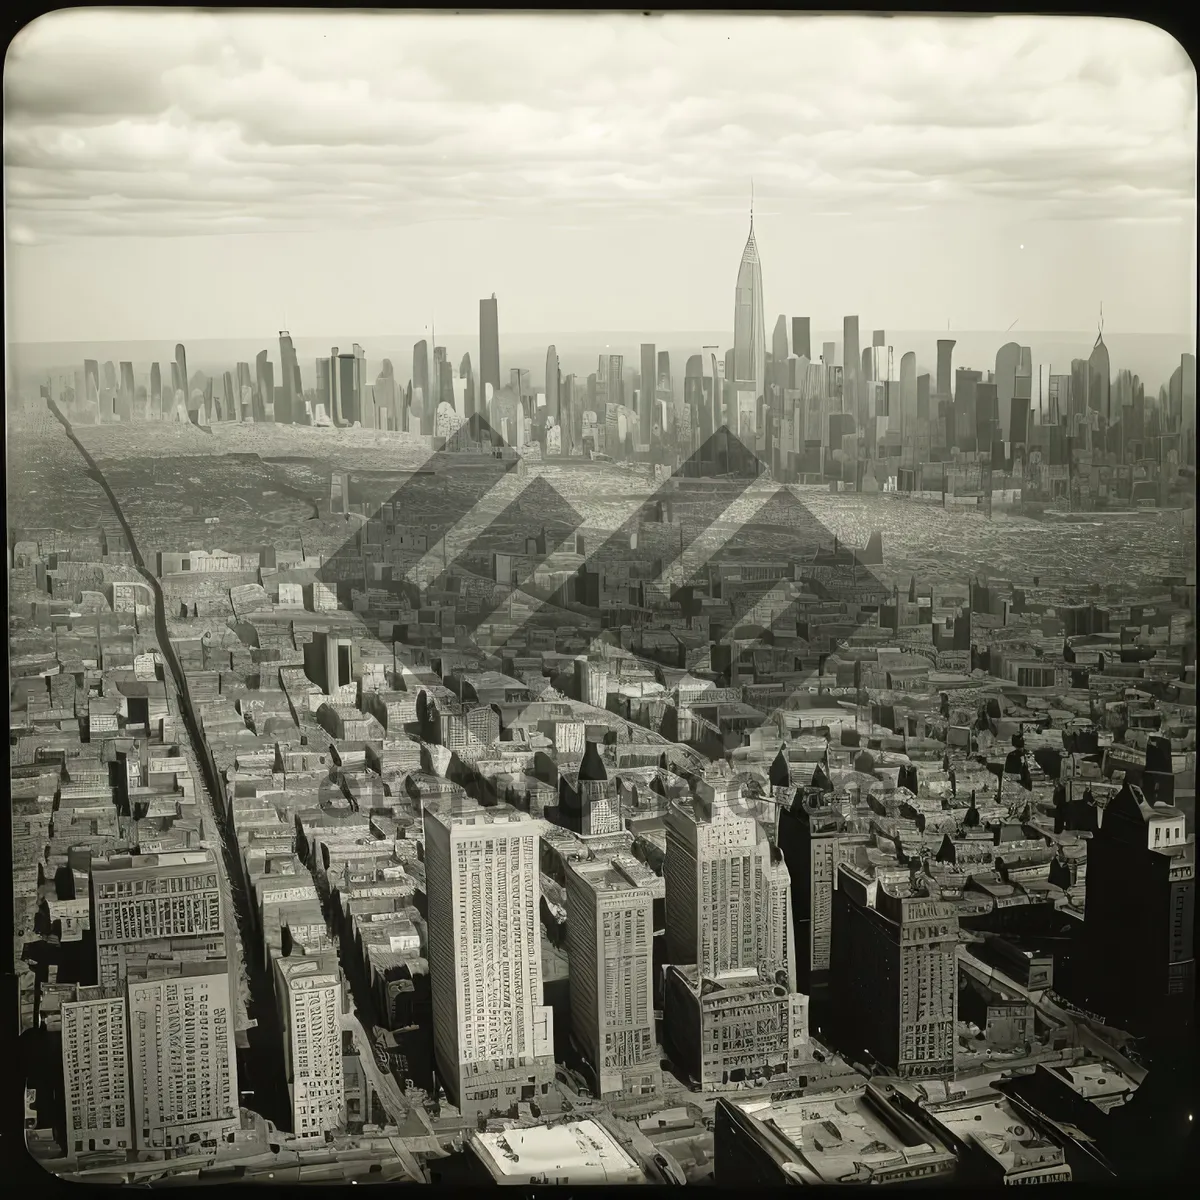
665,768,795,987
275,954,346,1139
127,961,239,1153
61,986,132,1158
565,858,661,1099
424,802,555,1117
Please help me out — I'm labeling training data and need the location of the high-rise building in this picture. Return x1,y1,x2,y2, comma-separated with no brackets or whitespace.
995,341,1020,442
546,345,561,425
639,343,656,443
128,961,239,1152
275,953,346,1139
664,767,794,986
423,803,555,1117
92,850,224,988
278,331,300,425
935,339,955,399
830,863,958,1078
1088,330,1111,419
843,317,862,427
413,340,430,432
776,801,869,991
565,857,660,1098
174,344,189,402
149,363,162,420
62,986,132,1158
255,350,274,423
1082,780,1194,1037
479,294,501,401
792,317,811,362
734,214,767,408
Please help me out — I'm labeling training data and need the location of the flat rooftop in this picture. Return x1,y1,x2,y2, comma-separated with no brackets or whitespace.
471,1119,642,1184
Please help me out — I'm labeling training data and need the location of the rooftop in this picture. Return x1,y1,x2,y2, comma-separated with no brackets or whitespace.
470,1119,642,1185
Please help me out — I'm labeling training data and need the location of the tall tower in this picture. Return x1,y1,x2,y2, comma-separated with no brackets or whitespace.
279,331,300,425
664,767,793,985
565,857,661,1099
423,803,555,1117
734,193,767,409
275,953,346,1139
639,342,656,444
479,294,501,401
546,345,560,425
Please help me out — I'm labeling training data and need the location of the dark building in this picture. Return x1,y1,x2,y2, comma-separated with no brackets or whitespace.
638,343,655,443
954,368,983,450
935,339,955,399
917,373,931,421
174,343,189,404
830,864,958,1077
792,317,811,362
254,350,274,423
412,339,430,433
278,331,300,424
459,352,475,420
1082,781,1194,1036
479,294,500,403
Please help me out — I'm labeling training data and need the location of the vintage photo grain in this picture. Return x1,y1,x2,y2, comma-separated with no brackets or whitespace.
4,8,1196,1187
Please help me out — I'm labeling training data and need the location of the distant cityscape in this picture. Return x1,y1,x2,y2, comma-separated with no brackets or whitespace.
8,211,1196,1189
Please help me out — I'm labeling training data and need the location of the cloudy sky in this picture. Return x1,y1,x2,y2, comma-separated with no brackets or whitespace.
4,10,1196,343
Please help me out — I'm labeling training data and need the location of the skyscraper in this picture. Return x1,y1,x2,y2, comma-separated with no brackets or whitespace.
424,803,554,1117
1089,328,1111,420
62,986,131,1158
935,339,955,399
546,345,561,425
128,961,239,1152
639,343,656,443
843,317,861,425
792,317,811,362
734,211,767,409
279,331,300,425
479,294,501,400
150,363,162,420
565,857,660,1099
460,352,476,420
831,863,959,1078
664,768,793,985
413,339,430,432
275,953,346,1139
92,850,224,988
255,350,274,423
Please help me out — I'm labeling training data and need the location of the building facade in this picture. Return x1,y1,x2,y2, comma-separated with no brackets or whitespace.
127,962,239,1154
565,858,660,1098
61,986,132,1159
275,953,346,1139
423,803,555,1117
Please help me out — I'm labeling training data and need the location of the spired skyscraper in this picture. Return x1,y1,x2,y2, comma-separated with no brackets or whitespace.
733,198,767,420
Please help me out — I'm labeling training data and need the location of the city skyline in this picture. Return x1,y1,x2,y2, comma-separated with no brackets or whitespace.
4,11,1197,344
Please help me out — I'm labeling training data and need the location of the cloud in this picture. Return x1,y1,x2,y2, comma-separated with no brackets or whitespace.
3,11,1195,242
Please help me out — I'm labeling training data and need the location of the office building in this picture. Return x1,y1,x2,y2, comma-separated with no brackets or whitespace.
935,339,955,399
275,953,346,1139
92,850,224,988
664,767,794,986
639,343,655,443
413,339,430,432
663,966,809,1089
128,961,239,1153
423,803,555,1117
561,739,621,836
830,862,958,1078
546,345,560,424
776,799,869,991
844,317,862,426
62,986,132,1159
792,317,811,362
714,1081,958,1186
255,350,273,423
479,294,501,401
1083,781,1194,1036
278,331,300,424
564,857,660,1098
734,213,767,407
1088,330,1111,419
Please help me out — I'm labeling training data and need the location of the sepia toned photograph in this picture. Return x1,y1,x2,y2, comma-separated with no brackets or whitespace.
4,8,1196,1187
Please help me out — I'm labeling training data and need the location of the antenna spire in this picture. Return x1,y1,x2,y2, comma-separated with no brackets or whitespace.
750,178,754,226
